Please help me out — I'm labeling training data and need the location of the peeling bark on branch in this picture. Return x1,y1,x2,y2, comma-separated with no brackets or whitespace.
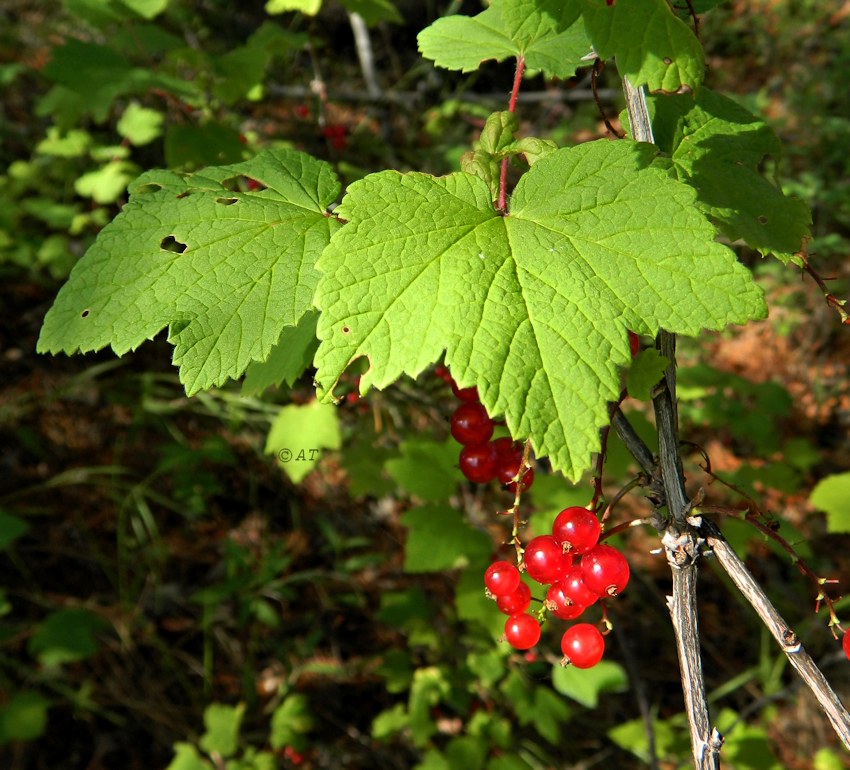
623,77,722,770
702,518,850,749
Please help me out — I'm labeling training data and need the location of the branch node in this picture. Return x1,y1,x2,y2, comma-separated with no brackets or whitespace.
781,628,802,653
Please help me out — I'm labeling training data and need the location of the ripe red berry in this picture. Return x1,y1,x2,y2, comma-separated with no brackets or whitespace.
496,581,531,615
843,630,850,660
545,581,586,620
450,402,494,446
459,443,498,483
495,453,534,491
558,565,599,608
628,330,640,357
485,561,520,597
561,623,605,668
504,613,541,650
524,536,572,585
552,507,601,554
492,437,522,461
451,381,480,402
581,544,630,598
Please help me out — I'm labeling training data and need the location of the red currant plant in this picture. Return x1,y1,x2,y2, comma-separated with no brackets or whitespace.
36,0,850,764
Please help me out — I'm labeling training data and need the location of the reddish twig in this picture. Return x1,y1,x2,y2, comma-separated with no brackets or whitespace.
497,56,526,213
600,477,649,526
508,439,534,566
591,60,624,138
693,440,843,627
508,55,525,114
599,514,655,542
797,246,850,325
590,390,629,512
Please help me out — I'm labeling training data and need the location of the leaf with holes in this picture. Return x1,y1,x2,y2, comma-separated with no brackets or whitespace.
37,149,340,394
581,0,704,93
314,140,766,480
418,0,590,78
645,87,811,263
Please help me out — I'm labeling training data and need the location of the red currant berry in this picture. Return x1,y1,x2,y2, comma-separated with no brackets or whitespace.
451,381,480,402
450,403,494,446
559,565,599,608
552,507,601,554
484,561,520,597
561,623,605,669
524,536,572,585
504,613,541,650
459,443,498,483
496,581,531,615
843,630,850,661
434,365,452,383
509,467,534,493
628,330,640,357
545,581,586,620
496,454,534,491
492,436,522,461
581,544,630,598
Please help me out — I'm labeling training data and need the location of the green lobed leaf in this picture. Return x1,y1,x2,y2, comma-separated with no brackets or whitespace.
213,22,307,105
74,161,139,204
199,702,245,759
647,88,810,263
528,687,572,744
445,735,488,770
225,748,277,770
339,434,397,497
626,348,670,400
455,567,510,639
462,112,559,200
241,310,319,395
165,744,212,770
371,703,408,740
28,608,110,666
715,708,783,770
265,0,321,14
38,149,340,395
163,123,246,169
120,0,170,20
264,400,341,483
417,0,590,78
409,667,450,747
39,38,195,127
385,438,464,501
400,506,491,573
314,140,766,480
551,659,628,708
0,691,50,745
608,715,688,763
810,473,850,533
341,0,402,25
269,694,314,751
581,0,704,93
117,102,164,146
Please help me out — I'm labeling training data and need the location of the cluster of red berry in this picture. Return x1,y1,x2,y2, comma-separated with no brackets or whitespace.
321,123,348,150
485,506,630,669
437,368,533,491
